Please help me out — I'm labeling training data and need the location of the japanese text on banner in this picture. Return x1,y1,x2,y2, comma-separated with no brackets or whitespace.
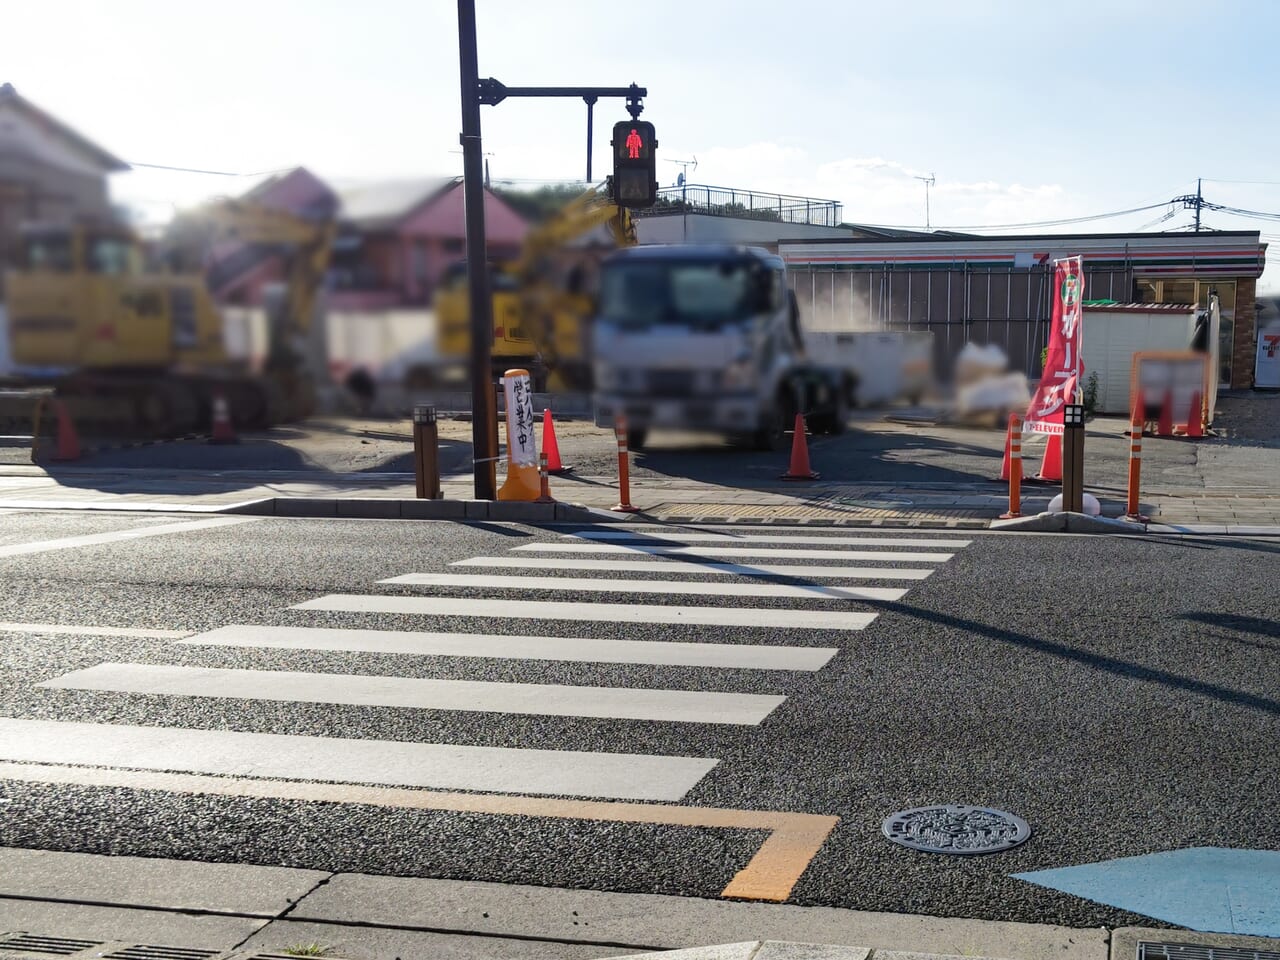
1026,256,1085,435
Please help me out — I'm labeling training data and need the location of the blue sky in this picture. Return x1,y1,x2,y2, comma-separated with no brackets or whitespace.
3,0,1277,289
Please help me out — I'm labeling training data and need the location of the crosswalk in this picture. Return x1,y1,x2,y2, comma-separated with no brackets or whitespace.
0,523,975,864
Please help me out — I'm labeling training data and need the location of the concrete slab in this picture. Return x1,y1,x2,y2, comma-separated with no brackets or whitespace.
464,500,490,520
335,499,401,519
1063,514,1144,534
401,499,467,520
237,918,634,959
0,847,326,916
988,513,1067,532
291,876,1105,960
0,898,263,950
490,502,558,523
275,499,337,518
609,944,760,960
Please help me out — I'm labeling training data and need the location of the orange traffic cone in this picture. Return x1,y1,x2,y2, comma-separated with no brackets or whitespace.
781,413,819,480
209,392,237,444
50,400,81,462
1034,431,1062,482
999,416,1014,481
542,408,571,474
1157,389,1174,437
1186,391,1204,438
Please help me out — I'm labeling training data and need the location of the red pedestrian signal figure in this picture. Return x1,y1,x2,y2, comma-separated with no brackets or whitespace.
612,119,657,209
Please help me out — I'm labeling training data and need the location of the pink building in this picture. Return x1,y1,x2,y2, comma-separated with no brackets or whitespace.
210,170,529,310
329,178,528,309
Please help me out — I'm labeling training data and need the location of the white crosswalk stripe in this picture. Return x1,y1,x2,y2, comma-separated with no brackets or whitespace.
512,542,956,562
0,717,713,802
42,662,785,725
6,528,973,805
292,594,878,630
563,531,973,548
451,555,935,580
378,572,907,602
179,624,839,671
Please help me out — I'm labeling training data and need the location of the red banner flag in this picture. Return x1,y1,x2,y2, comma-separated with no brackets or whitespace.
1026,256,1085,435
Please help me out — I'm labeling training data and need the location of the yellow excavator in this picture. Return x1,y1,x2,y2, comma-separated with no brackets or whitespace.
1,200,334,436
434,187,636,391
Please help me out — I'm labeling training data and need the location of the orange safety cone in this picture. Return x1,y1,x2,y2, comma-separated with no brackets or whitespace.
1034,430,1062,482
542,408,571,474
999,415,1015,481
1186,391,1204,438
50,400,81,462
1157,389,1174,437
781,413,819,480
209,392,238,445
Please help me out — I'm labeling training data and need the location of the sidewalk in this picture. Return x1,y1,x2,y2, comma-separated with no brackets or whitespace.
3,847,1279,960
0,846,1113,960
2,464,1280,533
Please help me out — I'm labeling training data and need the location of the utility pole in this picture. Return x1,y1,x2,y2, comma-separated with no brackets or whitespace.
914,173,936,231
665,157,697,241
454,3,651,499
456,0,497,500
1173,179,1206,233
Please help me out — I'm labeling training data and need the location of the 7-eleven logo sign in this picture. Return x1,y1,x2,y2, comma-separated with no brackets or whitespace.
1265,334,1280,359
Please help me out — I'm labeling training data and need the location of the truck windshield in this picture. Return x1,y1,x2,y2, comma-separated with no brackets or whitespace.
599,261,761,328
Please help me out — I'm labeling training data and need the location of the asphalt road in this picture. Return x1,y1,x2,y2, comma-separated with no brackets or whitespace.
0,511,1277,930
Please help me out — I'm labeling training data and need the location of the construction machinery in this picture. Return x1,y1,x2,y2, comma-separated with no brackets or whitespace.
435,187,636,391
1,200,334,437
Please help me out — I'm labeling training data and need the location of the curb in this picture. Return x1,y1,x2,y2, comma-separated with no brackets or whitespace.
989,511,1145,534
221,497,631,523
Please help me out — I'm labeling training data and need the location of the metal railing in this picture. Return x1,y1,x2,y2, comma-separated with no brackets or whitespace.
634,184,843,227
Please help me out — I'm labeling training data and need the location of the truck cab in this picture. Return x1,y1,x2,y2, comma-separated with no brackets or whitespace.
591,244,843,449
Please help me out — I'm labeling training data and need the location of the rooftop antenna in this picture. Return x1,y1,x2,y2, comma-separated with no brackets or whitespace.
913,172,936,230
666,156,697,188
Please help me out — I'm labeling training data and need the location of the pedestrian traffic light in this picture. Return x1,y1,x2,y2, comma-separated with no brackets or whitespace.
611,120,657,208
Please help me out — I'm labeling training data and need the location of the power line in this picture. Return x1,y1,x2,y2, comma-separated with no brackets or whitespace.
855,201,1169,233
1201,177,1280,187
126,161,295,177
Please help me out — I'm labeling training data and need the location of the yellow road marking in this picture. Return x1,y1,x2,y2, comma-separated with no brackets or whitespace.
0,761,837,902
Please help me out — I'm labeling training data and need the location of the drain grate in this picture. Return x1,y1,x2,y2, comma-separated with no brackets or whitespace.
883,804,1031,854
0,934,102,956
1139,944,1280,960
103,947,219,960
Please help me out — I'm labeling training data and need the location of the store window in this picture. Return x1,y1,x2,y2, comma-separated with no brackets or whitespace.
1135,277,1237,387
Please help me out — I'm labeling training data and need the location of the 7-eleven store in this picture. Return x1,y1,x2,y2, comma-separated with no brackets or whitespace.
780,230,1267,389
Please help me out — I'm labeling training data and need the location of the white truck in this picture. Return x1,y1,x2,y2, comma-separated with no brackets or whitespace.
591,244,848,449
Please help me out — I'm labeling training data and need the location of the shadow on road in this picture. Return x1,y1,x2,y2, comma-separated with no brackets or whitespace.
629,426,1005,490
873,599,1280,718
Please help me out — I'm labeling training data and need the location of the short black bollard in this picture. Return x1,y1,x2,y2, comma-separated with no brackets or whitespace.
413,403,441,499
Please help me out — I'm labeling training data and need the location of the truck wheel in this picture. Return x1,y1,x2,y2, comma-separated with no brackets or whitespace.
626,427,647,451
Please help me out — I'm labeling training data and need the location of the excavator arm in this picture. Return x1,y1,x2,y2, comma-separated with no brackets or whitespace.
204,199,336,341
510,188,635,389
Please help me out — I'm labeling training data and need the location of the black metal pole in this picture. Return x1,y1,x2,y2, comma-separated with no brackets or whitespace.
457,0,496,499
584,96,597,183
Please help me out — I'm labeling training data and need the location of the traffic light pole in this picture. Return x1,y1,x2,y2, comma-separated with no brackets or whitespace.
455,1,648,498
457,0,497,500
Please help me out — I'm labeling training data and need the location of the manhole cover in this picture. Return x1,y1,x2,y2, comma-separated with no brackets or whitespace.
882,804,1031,854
